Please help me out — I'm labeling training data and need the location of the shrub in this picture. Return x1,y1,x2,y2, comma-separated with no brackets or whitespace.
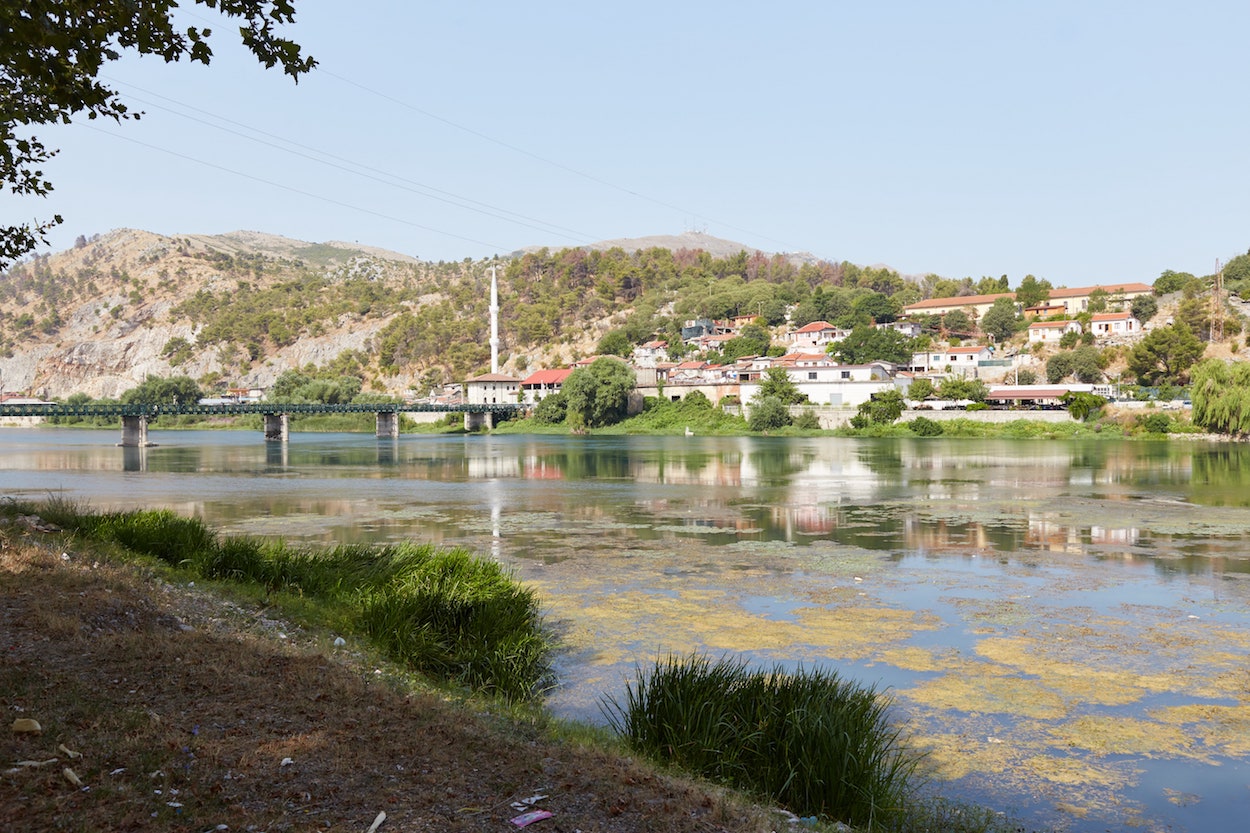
749,396,792,431
793,409,822,430
532,391,568,424
908,416,944,436
1137,412,1172,434
605,654,919,827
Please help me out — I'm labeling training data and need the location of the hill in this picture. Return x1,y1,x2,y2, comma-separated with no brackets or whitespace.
0,228,854,400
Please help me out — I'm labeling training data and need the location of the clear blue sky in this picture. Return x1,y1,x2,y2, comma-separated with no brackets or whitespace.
10,1,1249,285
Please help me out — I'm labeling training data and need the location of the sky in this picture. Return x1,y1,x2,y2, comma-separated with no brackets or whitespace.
8,1,1250,285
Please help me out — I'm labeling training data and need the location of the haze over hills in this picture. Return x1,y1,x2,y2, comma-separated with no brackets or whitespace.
0,228,856,400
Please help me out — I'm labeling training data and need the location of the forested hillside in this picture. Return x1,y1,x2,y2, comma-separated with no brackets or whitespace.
0,227,1244,401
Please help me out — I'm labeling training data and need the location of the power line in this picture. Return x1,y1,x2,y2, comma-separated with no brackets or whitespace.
315,67,806,254
81,124,510,252
103,78,600,246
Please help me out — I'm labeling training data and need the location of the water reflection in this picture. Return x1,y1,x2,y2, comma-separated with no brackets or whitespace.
3,428,1250,831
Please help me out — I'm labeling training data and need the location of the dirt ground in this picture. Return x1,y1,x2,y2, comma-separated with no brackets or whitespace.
0,533,782,833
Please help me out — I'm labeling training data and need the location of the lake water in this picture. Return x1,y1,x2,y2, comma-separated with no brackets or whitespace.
2,427,1248,832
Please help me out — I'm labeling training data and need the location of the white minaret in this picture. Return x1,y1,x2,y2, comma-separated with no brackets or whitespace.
489,265,500,374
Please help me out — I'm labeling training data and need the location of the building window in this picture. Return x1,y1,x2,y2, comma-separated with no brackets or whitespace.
808,372,817,380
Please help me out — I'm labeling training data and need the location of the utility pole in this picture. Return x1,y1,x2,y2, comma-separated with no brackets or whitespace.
489,265,500,374
1211,259,1225,342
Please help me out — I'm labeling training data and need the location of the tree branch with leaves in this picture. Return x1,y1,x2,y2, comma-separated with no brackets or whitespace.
1,1,315,268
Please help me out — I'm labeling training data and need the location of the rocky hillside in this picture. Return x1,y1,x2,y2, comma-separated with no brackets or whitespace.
0,228,821,400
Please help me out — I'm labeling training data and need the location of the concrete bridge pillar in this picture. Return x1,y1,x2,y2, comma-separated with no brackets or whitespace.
376,411,400,439
119,415,151,447
463,411,493,431
264,412,289,442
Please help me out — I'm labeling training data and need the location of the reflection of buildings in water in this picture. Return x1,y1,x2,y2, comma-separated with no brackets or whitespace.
902,515,992,553
466,455,521,479
522,457,566,480
1090,525,1141,546
631,455,744,487
771,504,838,537
1026,516,1083,553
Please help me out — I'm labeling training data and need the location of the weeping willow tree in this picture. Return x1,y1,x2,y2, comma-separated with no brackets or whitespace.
1190,359,1250,435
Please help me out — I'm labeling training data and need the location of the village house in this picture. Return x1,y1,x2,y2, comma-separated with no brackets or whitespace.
877,320,922,338
740,361,897,408
1089,311,1141,338
1027,319,1083,344
902,292,1014,320
1044,283,1151,313
783,320,847,351
519,368,573,404
631,340,668,368
464,373,520,405
909,345,994,374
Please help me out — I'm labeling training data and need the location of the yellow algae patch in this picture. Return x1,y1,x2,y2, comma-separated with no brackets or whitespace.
784,605,942,660
913,732,1020,781
1150,704,1250,758
1023,753,1129,788
973,637,1145,706
1047,716,1193,759
877,645,949,672
903,668,1067,720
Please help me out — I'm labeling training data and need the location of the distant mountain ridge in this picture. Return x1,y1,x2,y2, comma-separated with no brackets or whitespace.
0,227,873,401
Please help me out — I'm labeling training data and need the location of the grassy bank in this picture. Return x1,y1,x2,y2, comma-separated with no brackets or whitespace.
1,501,1040,833
15,499,548,702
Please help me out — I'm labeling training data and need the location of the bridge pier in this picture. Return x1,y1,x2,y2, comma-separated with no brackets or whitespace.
264,413,289,442
119,415,152,447
464,411,494,431
376,411,400,439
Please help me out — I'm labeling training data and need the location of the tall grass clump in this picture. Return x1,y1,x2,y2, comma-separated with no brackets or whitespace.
359,548,549,702
17,500,550,702
604,654,919,829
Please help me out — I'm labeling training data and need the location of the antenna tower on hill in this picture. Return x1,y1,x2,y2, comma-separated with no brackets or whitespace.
1212,259,1225,342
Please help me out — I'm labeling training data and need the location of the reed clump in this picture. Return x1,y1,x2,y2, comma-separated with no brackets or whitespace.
605,654,920,830
26,499,549,702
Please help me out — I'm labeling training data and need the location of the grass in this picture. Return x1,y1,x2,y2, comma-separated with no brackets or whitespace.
604,654,920,830
2,502,1042,833
23,498,550,703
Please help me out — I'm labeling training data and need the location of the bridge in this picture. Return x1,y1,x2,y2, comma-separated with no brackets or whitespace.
0,401,525,445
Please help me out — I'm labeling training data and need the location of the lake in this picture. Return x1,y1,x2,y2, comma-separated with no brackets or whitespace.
2,427,1248,832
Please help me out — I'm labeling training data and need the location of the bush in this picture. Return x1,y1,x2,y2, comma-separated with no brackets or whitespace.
749,396,792,431
1137,412,1172,434
532,391,568,425
908,416,944,436
605,654,918,827
793,409,822,430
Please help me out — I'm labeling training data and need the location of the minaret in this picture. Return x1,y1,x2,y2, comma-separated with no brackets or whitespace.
489,265,500,374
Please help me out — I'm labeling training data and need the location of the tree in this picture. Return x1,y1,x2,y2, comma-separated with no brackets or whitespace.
1190,358,1250,435
1,1,315,267
748,396,792,431
937,377,988,402
1153,270,1194,296
1015,274,1052,309
906,378,936,401
980,297,1019,342
833,325,915,365
1061,391,1107,422
756,367,807,404
850,389,905,428
1127,324,1206,386
532,391,568,425
562,357,636,429
942,309,973,334
120,375,203,407
850,292,900,324
596,329,633,357
1130,294,1159,324
1086,288,1109,313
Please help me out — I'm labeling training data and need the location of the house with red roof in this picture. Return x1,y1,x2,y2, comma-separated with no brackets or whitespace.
1027,319,1083,344
1089,312,1140,339
519,368,574,403
783,321,848,351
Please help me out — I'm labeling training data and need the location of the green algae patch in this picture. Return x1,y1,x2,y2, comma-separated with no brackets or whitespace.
877,645,951,672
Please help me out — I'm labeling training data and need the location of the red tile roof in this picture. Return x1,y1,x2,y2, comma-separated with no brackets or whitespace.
791,320,837,333
521,368,574,385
